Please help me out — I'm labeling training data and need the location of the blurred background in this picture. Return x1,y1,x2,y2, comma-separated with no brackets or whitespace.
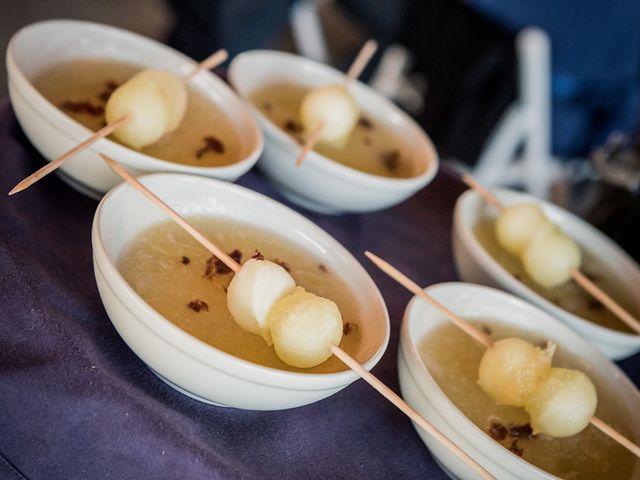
2,0,639,258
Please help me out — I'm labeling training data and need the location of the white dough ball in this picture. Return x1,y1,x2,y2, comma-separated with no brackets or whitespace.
521,230,582,289
226,259,296,344
525,367,597,438
299,84,359,144
105,81,170,149
268,287,343,368
478,338,554,407
495,203,552,255
128,69,187,131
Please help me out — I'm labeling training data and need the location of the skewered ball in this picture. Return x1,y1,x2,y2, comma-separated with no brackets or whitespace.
128,69,187,131
268,287,343,368
299,84,359,145
478,337,555,407
495,203,551,255
227,258,296,344
521,230,582,289
105,69,187,149
105,82,169,150
525,367,597,437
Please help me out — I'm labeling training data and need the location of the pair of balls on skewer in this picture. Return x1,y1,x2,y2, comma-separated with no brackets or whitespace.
366,252,611,447
496,203,581,289
105,69,188,150
478,337,596,438
227,257,343,368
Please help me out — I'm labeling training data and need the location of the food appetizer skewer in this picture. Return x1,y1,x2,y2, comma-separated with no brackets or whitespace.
366,251,640,458
8,49,228,196
462,174,640,336
100,153,495,480
294,39,378,167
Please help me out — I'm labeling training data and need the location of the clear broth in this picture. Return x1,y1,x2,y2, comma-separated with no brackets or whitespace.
34,59,242,167
474,218,637,333
117,217,362,373
250,82,417,178
420,322,637,479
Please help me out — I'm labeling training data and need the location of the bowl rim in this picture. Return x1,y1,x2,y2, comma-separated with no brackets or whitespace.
6,18,263,175
454,188,640,342
228,49,439,190
401,281,640,480
92,172,391,388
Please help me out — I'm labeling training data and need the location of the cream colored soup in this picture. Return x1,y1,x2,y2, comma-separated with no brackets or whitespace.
118,217,362,373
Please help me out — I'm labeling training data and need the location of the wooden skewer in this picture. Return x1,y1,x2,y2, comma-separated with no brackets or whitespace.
461,173,640,336
100,154,240,272
100,154,494,477
295,122,324,167
365,251,492,347
365,250,640,458
590,416,640,458
295,39,378,167
461,173,504,211
9,115,129,196
8,48,229,196
331,345,495,480
344,39,378,84
182,49,229,83
570,269,640,335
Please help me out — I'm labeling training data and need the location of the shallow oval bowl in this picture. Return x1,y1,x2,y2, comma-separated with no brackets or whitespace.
229,49,438,214
92,173,390,410
7,19,263,198
398,282,640,479
453,188,640,360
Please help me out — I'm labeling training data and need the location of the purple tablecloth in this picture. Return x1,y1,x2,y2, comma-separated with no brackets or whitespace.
0,99,638,480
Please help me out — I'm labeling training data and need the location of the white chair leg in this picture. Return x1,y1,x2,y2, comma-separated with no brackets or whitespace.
289,0,329,63
473,27,557,199
518,27,553,198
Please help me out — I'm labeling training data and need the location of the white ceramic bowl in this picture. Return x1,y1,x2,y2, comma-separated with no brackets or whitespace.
228,50,438,214
398,282,640,480
453,189,640,360
92,173,389,410
7,20,263,198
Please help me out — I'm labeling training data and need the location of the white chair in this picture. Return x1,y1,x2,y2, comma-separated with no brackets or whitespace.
473,27,559,199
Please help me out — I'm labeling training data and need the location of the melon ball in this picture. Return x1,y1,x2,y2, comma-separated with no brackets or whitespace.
495,203,552,255
268,287,343,368
521,230,582,289
226,259,296,344
525,367,597,438
478,338,554,407
105,81,170,149
299,84,359,144
128,69,187,131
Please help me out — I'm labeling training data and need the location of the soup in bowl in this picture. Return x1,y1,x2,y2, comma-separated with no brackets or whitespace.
92,173,390,410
